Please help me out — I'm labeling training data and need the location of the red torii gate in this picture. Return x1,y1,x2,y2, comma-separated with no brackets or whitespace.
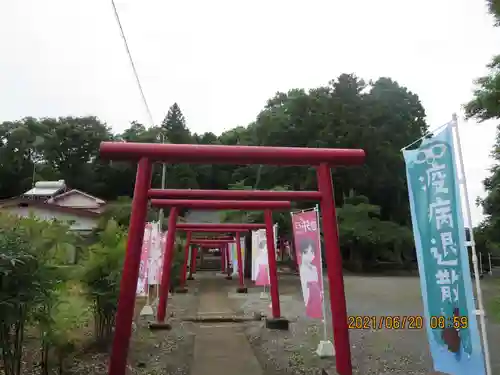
190,239,234,280
150,198,291,324
99,142,364,375
180,224,266,289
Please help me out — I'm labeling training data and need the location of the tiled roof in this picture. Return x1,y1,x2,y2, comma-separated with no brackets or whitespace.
48,189,106,205
0,198,100,218
23,180,66,197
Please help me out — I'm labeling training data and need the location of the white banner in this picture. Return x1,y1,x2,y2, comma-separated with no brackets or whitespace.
148,222,163,285
251,225,279,283
137,223,152,296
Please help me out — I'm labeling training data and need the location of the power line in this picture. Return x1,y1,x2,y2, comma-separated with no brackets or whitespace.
110,0,155,127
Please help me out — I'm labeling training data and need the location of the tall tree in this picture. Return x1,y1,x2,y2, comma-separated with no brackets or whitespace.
160,103,198,189
233,73,427,224
161,103,192,144
464,55,500,121
463,0,500,252
488,0,500,25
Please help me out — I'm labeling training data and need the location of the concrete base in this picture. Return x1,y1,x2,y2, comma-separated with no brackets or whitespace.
253,311,264,321
265,317,289,330
316,340,335,357
236,286,248,293
148,322,172,331
139,304,154,316
259,292,269,300
224,275,233,280
187,275,195,280
175,286,188,294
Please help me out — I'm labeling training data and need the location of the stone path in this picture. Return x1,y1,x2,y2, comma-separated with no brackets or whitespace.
190,274,263,375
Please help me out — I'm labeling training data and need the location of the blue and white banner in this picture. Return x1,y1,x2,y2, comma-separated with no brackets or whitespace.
403,123,485,375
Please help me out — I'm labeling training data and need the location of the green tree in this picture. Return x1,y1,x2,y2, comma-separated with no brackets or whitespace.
464,56,500,121
336,195,414,272
0,228,40,375
0,118,45,198
161,103,191,144
237,74,427,225
0,213,80,375
160,103,198,189
464,0,500,255
488,0,500,25
39,117,112,191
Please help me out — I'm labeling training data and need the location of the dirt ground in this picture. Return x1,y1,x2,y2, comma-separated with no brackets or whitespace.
18,282,200,375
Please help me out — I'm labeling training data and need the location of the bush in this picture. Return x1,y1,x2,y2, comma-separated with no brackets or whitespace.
170,238,186,291
0,214,76,375
79,219,126,346
36,285,90,375
46,291,90,374
0,227,41,375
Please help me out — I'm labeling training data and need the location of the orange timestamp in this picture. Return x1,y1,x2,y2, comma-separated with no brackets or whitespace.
348,315,424,330
429,315,468,330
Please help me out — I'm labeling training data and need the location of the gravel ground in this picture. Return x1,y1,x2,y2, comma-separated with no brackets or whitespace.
231,275,500,375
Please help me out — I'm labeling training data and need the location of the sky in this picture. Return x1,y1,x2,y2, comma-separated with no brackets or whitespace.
0,0,499,226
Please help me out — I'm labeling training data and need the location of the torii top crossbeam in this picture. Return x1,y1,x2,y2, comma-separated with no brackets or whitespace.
191,239,235,244
176,223,266,230
99,142,365,166
179,228,252,233
150,199,291,210
149,189,321,201
191,236,234,242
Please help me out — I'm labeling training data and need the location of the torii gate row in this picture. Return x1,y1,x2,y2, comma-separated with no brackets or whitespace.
181,226,262,289
184,241,238,282
180,225,268,285
190,239,236,277
100,141,364,375
184,227,263,288
190,238,235,280
149,199,291,328
189,239,236,281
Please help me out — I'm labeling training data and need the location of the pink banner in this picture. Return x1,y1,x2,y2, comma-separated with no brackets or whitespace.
291,210,324,319
137,223,152,296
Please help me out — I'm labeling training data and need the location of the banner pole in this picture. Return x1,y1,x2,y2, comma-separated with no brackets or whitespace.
488,253,492,276
315,204,328,341
451,114,492,375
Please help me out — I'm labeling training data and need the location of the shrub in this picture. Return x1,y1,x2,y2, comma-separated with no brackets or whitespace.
0,218,67,375
170,238,186,291
43,290,90,374
79,219,126,346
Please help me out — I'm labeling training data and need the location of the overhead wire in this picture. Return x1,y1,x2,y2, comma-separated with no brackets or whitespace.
110,0,155,127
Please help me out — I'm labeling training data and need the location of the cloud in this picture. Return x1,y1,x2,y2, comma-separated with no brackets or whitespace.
0,0,499,226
